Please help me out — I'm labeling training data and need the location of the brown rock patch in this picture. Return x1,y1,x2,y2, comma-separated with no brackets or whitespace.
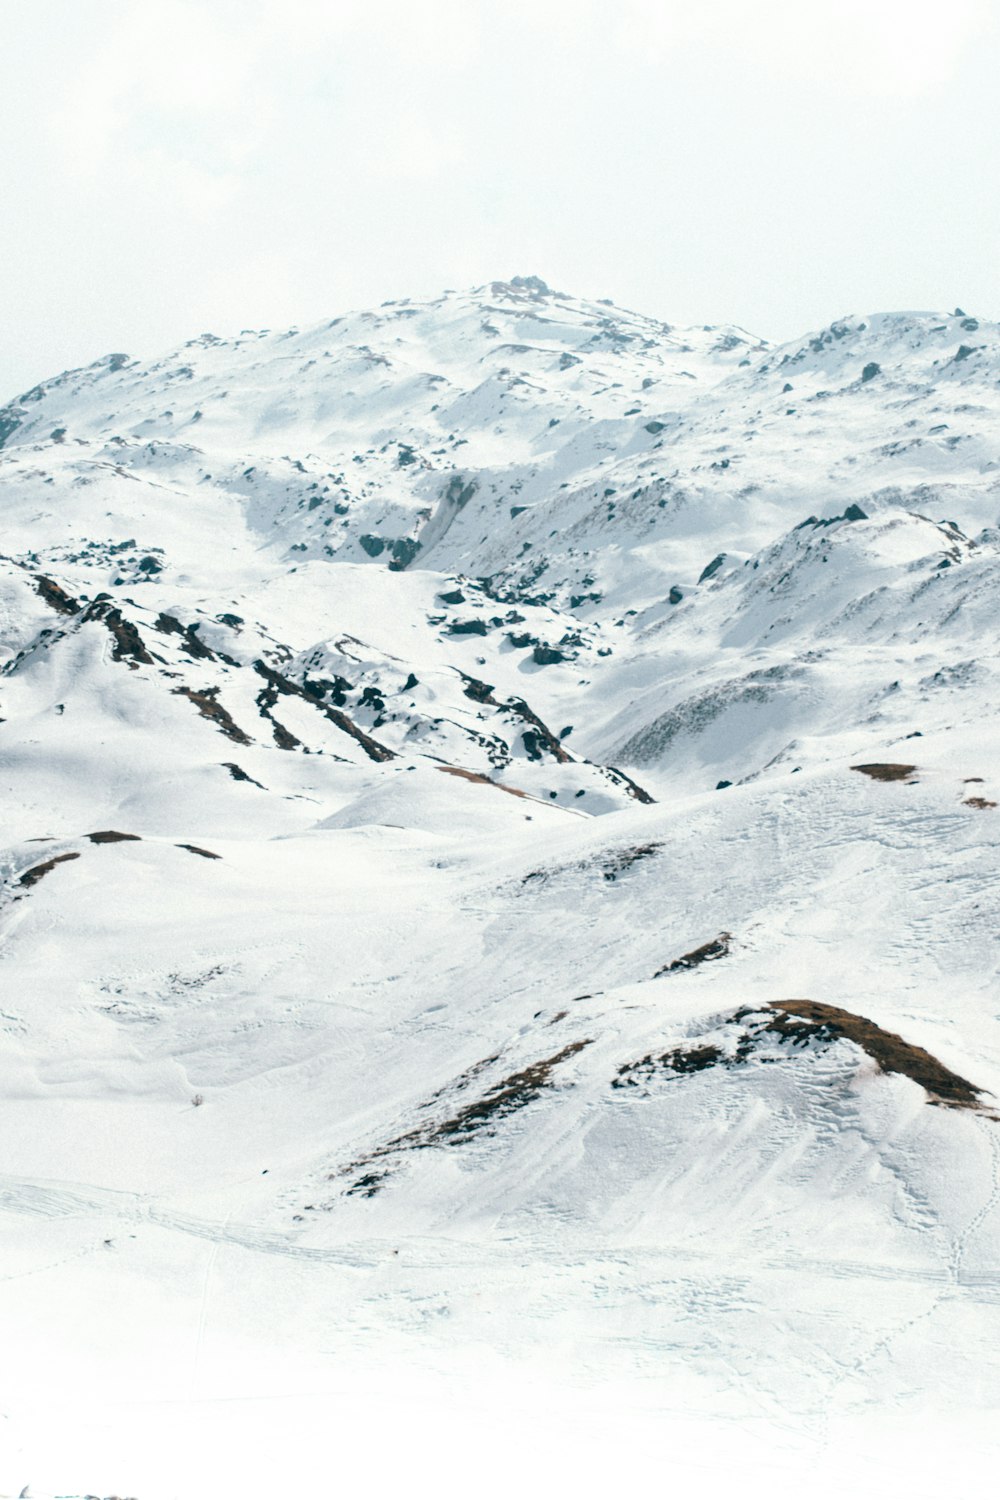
654,932,732,977
18,851,81,887
765,1000,986,1110
851,762,917,782
176,843,221,860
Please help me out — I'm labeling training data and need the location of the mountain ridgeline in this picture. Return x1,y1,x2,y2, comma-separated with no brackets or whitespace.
2,277,998,807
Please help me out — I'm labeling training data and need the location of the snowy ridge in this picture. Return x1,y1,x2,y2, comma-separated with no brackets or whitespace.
1,279,999,1497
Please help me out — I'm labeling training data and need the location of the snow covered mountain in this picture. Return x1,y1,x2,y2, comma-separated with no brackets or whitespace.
2,277,999,1498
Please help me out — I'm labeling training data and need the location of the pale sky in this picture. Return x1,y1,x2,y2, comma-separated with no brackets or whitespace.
3,0,999,398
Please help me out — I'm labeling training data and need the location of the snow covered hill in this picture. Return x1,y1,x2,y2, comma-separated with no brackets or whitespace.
2,278,999,1498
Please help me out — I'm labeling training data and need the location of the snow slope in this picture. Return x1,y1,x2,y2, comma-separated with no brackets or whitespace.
1,278,999,1497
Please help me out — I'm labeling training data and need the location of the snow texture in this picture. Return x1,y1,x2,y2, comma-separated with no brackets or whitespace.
1,279,999,1497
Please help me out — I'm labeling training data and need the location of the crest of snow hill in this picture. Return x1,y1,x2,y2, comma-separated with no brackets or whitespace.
1,279,999,1303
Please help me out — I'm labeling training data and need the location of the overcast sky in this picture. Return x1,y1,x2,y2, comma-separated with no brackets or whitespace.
3,0,999,397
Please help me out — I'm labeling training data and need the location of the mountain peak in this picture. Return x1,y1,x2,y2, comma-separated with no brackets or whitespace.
488,273,555,300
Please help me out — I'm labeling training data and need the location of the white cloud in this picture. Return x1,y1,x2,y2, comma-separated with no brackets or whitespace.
279,0,481,69
48,0,483,201
612,0,988,99
363,114,467,183
49,0,269,183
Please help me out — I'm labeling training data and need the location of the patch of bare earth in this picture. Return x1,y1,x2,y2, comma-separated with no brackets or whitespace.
614,1043,724,1088
83,598,155,666
252,660,394,762
34,573,80,615
605,765,656,804
18,851,81,887
223,761,266,788
601,843,663,881
851,762,917,782
172,686,252,745
523,843,664,887
155,611,216,660
654,932,731,977
431,1041,594,1141
437,764,528,798
764,1000,987,1111
336,1039,593,1198
613,999,990,1114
